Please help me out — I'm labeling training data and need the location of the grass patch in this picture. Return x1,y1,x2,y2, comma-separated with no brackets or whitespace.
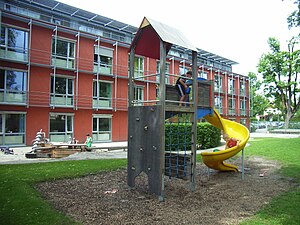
246,138,300,182
240,138,300,225
0,138,299,225
0,159,126,225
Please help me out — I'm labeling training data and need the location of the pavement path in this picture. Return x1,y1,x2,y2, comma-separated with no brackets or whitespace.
0,132,298,165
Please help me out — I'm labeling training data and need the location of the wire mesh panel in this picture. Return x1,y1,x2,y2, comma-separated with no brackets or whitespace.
165,112,193,180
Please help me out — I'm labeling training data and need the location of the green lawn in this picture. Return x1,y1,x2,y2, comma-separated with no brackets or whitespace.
241,138,300,225
0,159,127,225
0,138,299,225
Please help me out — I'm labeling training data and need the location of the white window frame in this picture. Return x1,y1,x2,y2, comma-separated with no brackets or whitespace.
214,75,222,92
0,111,26,146
240,99,247,116
92,80,112,109
228,98,236,115
133,56,144,79
156,61,170,84
134,85,144,106
49,112,74,143
0,68,27,105
92,114,112,142
50,75,74,107
198,71,208,79
93,46,113,75
214,96,223,112
51,37,76,69
228,77,235,94
0,25,29,62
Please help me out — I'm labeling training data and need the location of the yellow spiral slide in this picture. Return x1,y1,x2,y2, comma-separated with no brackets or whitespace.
200,108,250,172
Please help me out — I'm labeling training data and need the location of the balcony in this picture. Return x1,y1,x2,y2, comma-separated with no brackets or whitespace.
50,94,74,107
0,90,27,105
93,98,112,109
93,63,113,75
0,47,28,62
51,57,75,70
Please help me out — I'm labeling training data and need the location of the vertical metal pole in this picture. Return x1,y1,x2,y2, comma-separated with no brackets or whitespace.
52,26,58,109
237,74,240,116
191,50,198,191
232,73,234,115
114,41,118,111
241,148,245,180
128,48,135,106
224,72,227,115
27,19,32,108
171,57,175,84
218,70,221,113
75,32,80,110
158,40,166,201
96,37,100,109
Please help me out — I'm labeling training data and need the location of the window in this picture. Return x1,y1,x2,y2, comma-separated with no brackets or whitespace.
0,112,25,145
94,46,113,75
228,78,235,94
132,56,144,79
0,69,27,104
51,38,75,69
240,99,247,116
156,61,170,84
134,86,144,106
198,71,208,79
214,75,222,92
214,96,223,113
240,80,246,96
179,66,190,75
240,119,247,126
0,26,28,62
49,113,73,142
228,98,235,115
93,115,112,142
93,80,112,109
50,76,74,107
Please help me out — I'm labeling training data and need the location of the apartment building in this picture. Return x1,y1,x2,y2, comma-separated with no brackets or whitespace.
0,0,250,146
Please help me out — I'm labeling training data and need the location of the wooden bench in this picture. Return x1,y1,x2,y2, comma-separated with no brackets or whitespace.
85,146,127,152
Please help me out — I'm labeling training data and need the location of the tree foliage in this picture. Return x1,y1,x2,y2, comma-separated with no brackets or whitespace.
258,37,300,128
287,0,300,29
248,72,270,116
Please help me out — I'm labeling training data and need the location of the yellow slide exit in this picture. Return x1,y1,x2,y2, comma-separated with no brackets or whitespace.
200,108,250,172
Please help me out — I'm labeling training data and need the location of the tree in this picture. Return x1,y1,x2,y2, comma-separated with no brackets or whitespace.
248,72,270,117
258,37,300,128
287,0,300,30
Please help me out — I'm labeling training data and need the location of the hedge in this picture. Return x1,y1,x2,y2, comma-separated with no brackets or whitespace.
165,122,221,151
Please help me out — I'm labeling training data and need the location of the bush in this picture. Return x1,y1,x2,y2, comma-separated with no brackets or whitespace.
197,122,221,149
165,122,221,150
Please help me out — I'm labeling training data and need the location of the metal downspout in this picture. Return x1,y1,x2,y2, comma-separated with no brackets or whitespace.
113,41,118,111
27,19,32,108
52,26,58,109
75,32,80,110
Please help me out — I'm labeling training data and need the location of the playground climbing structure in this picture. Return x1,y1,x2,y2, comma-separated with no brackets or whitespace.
127,17,215,200
127,17,249,201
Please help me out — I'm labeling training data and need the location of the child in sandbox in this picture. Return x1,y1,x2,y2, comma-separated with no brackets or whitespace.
213,132,240,152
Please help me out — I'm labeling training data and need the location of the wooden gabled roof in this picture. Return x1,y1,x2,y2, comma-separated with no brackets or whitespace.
130,17,197,59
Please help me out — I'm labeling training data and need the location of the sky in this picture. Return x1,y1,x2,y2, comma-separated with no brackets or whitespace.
58,0,299,75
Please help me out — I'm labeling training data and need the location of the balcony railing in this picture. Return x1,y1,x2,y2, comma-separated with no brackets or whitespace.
93,97,112,109
0,47,28,62
50,94,74,107
0,90,27,104
93,63,113,75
